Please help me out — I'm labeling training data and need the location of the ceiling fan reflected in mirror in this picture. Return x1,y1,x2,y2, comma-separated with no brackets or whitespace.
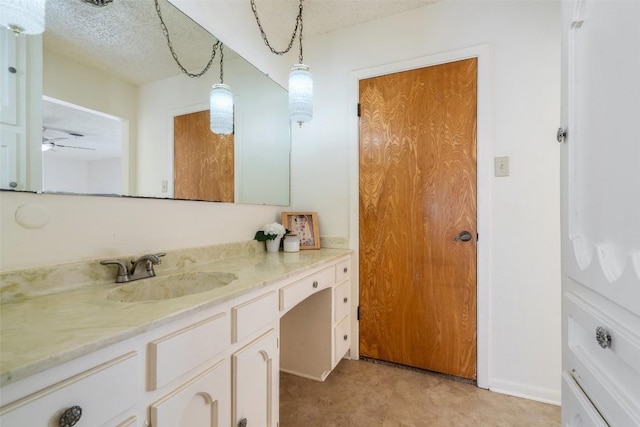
42,126,94,152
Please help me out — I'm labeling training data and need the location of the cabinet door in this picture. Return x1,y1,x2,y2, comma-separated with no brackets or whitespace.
232,329,279,427
560,0,640,425
150,359,230,427
0,27,18,126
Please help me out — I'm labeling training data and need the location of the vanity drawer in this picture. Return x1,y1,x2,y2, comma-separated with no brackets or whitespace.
334,280,351,323
562,371,607,427
334,315,351,367
148,312,229,390
335,257,351,284
0,352,139,426
280,266,334,312
565,292,640,427
232,291,279,343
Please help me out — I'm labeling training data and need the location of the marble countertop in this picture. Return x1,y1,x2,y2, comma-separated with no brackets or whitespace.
0,247,351,387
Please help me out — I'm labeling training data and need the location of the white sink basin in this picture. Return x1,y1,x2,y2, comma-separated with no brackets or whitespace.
106,271,237,303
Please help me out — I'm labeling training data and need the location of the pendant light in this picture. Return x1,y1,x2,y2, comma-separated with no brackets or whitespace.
154,0,231,133
251,0,313,127
0,0,46,35
209,44,234,135
289,64,312,126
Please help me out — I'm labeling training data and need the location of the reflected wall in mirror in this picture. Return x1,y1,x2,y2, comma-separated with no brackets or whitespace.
9,0,291,205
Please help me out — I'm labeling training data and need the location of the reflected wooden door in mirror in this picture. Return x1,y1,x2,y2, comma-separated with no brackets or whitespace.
174,111,234,203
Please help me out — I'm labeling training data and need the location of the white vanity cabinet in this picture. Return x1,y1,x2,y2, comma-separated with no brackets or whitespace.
333,258,352,368
232,329,279,427
560,1,640,425
149,359,230,427
0,351,141,426
230,289,280,427
0,253,352,427
280,256,352,381
147,311,231,427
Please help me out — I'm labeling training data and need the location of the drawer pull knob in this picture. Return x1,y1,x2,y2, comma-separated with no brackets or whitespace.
239,418,248,427
343,297,348,303
595,326,611,349
343,334,348,341
343,267,348,273
59,406,82,427
312,280,318,288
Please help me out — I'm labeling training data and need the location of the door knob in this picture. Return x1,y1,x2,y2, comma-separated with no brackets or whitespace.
454,231,472,242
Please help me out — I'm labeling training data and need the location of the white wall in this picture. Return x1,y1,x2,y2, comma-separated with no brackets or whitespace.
174,0,562,403
1,0,562,405
43,50,136,193
295,0,561,403
0,191,282,270
312,1,561,402
89,157,121,195
42,156,121,195
42,156,89,194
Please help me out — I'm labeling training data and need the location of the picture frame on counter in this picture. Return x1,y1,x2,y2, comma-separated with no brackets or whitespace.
281,212,320,250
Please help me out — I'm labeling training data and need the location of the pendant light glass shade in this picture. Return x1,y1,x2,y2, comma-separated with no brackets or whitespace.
0,0,45,35
209,83,234,135
289,64,313,126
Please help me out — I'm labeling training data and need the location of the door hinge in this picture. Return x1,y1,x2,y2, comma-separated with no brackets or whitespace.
357,103,361,117
477,233,479,241
357,305,360,320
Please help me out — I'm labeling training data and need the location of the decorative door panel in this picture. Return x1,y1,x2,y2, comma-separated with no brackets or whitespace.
150,360,230,427
232,329,279,427
564,0,640,314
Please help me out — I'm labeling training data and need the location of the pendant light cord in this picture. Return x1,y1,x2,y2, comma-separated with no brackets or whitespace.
250,0,304,63
220,44,225,83
154,0,220,78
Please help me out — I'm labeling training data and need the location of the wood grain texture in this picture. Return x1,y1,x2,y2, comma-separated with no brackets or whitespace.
174,110,234,202
359,58,477,379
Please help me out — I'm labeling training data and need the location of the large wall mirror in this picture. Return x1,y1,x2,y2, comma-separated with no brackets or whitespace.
8,0,290,205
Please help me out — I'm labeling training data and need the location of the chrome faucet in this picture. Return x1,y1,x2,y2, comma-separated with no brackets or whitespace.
101,252,166,283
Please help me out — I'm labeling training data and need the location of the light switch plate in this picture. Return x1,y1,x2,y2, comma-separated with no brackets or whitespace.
494,156,510,177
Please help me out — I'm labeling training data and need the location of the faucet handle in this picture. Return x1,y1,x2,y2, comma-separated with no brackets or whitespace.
130,252,166,265
100,259,130,283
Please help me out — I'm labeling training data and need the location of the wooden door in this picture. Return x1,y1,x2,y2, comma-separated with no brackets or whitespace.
174,110,234,202
359,58,477,379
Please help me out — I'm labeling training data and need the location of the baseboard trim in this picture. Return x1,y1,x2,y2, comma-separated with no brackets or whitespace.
490,378,561,406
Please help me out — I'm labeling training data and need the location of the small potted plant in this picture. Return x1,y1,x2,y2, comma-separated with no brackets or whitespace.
254,222,288,252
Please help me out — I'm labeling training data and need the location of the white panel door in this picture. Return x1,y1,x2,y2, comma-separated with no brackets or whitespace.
560,0,640,426
150,360,230,427
232,329,279,427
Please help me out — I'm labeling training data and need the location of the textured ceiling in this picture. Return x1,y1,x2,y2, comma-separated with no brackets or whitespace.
42,0,437,159
44,0,220,86
44,0,437,87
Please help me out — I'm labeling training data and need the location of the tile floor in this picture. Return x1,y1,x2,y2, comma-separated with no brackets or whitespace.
280,359,560,426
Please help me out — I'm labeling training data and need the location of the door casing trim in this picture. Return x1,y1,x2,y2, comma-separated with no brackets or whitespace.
348,44,491,388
